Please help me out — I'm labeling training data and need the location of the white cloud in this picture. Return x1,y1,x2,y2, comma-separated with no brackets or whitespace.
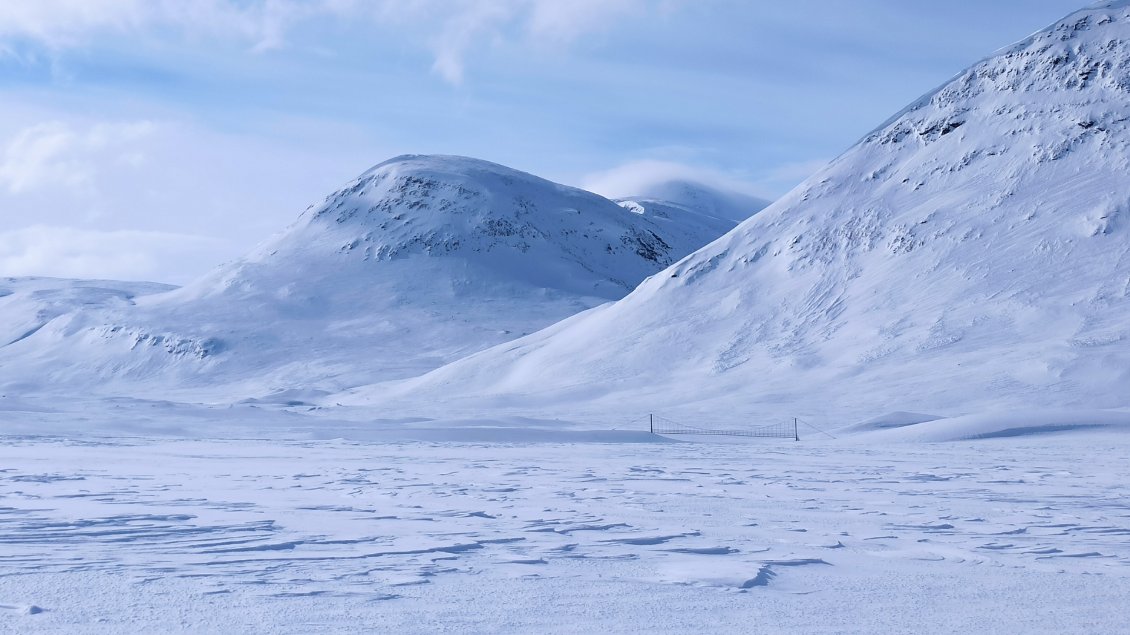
581,157,832,202
0,112,382,282
0,0,343,52
523,0,646,46
421,0,653,84
0,225,231,284
426,2,514,85
0,0,670,83
0,120,154,195
581,159,770,200
0,123,77,193
428,0,663,84
0,0,145,49
751,158,830,196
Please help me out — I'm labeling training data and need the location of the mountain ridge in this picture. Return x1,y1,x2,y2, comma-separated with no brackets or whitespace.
343,2,1130,424
0,154,757,401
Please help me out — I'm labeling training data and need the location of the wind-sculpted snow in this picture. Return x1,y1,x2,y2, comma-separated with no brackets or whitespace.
2,436,1127,632
357,3,1130,424
848,409,1130,442
0,156,749,401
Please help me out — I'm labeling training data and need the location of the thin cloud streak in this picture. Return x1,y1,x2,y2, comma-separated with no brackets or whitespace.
0,0,667,82
0,225,231,284
581,159,771,201
0,120,154,195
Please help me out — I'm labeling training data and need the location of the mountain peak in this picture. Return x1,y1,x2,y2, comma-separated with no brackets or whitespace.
617,178,770,225
238,153,741,300
1,154,751,399
352,5,1130,423
359,154,553,182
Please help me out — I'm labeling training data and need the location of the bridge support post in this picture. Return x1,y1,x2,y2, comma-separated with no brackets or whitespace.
650,413,654,434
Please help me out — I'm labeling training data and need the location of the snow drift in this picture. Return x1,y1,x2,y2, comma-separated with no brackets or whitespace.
851,409,1130,442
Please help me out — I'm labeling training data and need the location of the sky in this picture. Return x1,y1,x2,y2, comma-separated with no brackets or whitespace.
0,0,1087,284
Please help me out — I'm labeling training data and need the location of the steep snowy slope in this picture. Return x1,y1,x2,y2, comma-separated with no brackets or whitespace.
0,155,742,400
355,3,1130,423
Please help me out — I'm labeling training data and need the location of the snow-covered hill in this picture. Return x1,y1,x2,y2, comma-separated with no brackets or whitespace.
616,179,770,225
612,179,768,248
0,277,174,352
0,155,745,400
351,2,1130,424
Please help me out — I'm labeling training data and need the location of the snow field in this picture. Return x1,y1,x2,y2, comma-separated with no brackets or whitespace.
2,435,1128,633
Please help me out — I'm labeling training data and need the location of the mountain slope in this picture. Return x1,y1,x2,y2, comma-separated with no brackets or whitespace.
352,3,1130,424
0,277,174,351
0,155,745,400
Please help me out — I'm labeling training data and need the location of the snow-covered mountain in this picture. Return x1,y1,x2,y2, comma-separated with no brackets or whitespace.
351,2,1130,424
616,179,770,225
613,179,768,248
0,155,745,400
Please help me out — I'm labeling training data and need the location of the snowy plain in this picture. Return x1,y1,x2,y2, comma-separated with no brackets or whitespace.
2,425,1129,634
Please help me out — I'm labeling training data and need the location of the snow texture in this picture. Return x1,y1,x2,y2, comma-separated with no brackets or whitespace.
1,432,1128,633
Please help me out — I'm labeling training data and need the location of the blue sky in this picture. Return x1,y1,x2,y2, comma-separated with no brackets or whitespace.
0,0,1086,283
